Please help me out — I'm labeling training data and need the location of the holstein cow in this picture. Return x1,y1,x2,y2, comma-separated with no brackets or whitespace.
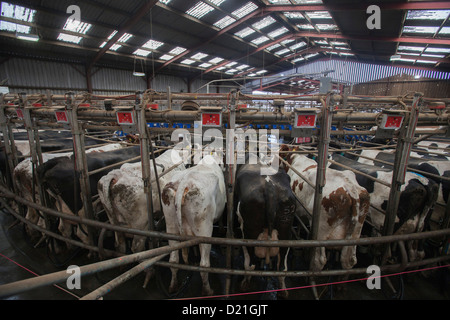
329,154,438,261
97,148,186,254
356,149,450,232
36,146,141,246
234,162,296,299
161,155,226,296
13,143,124,241
282,147,370,278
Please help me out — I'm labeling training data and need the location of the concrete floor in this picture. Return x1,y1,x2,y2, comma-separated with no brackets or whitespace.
1,209,449,301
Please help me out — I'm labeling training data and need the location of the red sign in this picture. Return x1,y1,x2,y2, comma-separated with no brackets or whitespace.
381,115,403,129
16,108,24,120
202,113,221,127
295,114,317,128
295,137,311,144
116,111,135,125
55,111,69,123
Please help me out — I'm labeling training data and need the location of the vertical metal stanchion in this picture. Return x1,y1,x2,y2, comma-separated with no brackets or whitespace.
382,93,423,263
135,92,155,236
20,93,49,222
66,92,96,247
225,89,237,296
310,93,334,242
0,94,18,192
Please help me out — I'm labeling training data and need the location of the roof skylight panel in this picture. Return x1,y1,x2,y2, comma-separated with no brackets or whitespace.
406,10,450,20
0,2,36,33
330,41,347,46
281,39,295,45
292,57,305,63
251,35,270,45
304,52,319,59
267,0,290,4
159,0,173,4
225,61,238,67
57,33,83,44
191,52,208,60
275,48,290,55
216,66,226,70
181,59,196,65
142,39,164,50
292,0,323,3
133,49,151,57
439,27,450,34
252,16,276,30
290,41,306,50
209,57,224,64
316,24,338,30
314,40,328,45
199,62,212,68
397,45,425,51
421,53,445,58
231,2,258,19
209,0,226,6
214,15,236,29
160,54,174,60
226,69,238,74
236,64,250,70
169,46,187,55
402,26,439,34
234,27,255,38
424,47,450,53
63,18,92,34
283,12,305,19
296,24,315,30
305,11,332,19
186,1,215,19
268,27,289,38
416,60,437,64
256,70,267,74
266,43,281,51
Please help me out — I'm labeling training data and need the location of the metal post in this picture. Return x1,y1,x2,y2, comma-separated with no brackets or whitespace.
20,93,51,228
383,93,423,239
0,94,18,192
66,92,96,246
310,93,334,242
382,93,423,265
135,92,155,234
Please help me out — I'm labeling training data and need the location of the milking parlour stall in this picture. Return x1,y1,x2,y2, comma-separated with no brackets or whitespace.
0,89,449,311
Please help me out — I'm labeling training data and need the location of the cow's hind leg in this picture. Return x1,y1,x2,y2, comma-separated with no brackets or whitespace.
168,240,180,294
199,243,214,296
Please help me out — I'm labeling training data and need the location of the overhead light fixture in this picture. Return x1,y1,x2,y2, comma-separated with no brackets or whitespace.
390,54,401,61
133,56,146,77
414,74,421,79
16,32,39,42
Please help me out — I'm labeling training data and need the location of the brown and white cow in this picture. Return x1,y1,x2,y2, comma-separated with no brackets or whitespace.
97,148,186,253
161,155,226,296
282,147,370,274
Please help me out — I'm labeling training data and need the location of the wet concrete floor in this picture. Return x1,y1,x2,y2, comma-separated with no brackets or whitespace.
1,210,449,301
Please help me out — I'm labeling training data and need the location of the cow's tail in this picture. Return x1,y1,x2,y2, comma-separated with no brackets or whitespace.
174,177,196,264
97,171,118,217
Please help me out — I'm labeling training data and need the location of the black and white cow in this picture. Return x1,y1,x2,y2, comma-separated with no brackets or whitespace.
329,154,438,261
13,144,124,240
36,146,142,245
161,155,226,296
234,163,296,299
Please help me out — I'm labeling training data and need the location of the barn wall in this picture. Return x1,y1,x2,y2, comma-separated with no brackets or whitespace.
0,57,239,96
352,73,450,98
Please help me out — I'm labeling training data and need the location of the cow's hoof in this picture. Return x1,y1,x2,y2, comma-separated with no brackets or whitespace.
277,289,288,299
202,287,214,296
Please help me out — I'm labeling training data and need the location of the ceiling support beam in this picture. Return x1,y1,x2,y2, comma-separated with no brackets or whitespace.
88,0,159,70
